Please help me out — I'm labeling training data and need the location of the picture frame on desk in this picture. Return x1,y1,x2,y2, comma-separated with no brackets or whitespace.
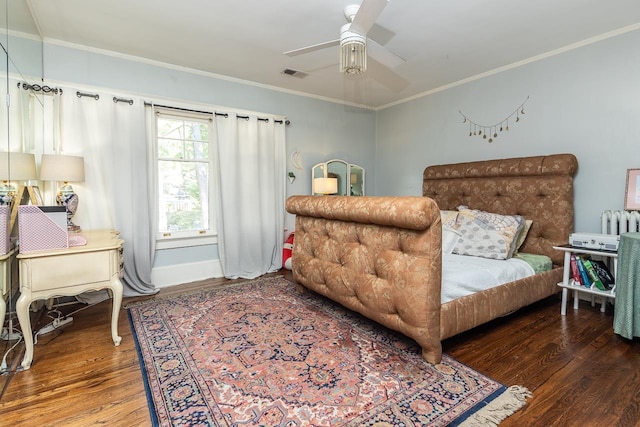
28,185,44,205
17,205,68,253
624,168,640,210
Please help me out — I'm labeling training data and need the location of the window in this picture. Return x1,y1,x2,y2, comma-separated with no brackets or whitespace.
155,109,216,248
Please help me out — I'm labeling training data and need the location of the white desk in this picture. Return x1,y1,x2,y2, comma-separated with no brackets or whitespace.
16,230,124,370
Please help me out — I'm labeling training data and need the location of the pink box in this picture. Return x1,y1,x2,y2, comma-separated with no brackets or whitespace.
0,205,9,255
18,205,69,253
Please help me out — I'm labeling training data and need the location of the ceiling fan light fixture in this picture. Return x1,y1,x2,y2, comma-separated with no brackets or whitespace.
340,25,367,75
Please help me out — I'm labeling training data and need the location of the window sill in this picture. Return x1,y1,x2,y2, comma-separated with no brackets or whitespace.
156,234,218,250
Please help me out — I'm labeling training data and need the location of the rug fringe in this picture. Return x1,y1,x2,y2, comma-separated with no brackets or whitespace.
459,385,532,427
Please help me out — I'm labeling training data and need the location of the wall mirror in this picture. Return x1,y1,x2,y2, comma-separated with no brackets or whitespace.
1,0,44,211
312,159,365,196
0,0,44,376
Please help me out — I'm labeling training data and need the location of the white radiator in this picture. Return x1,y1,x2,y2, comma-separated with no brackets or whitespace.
601,210,640,235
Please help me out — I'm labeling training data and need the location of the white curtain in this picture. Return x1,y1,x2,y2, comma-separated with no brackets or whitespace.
4,80,56,154
214,114,286,279
59,90,157,296
15,84,31,152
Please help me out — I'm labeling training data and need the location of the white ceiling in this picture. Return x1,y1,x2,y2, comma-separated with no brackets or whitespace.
19,0,640,109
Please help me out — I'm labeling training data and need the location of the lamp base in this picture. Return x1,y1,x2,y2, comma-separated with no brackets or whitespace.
0,182,15,206
57,190,81,232
67,223,82,233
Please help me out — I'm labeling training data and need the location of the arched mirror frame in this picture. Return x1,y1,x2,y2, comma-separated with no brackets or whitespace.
311,159,365,196
1,0,45,212
0,0,44,376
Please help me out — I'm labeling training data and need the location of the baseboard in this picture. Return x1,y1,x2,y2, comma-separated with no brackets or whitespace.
151,259,223,289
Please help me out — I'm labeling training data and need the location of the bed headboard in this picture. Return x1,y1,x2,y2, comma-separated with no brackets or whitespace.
423,154,578,265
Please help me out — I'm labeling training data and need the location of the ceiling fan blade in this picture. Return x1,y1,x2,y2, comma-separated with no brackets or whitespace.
350,0,390,35
366,58,409,92
368,39,405,69
283,39,340,57
367,23,395,46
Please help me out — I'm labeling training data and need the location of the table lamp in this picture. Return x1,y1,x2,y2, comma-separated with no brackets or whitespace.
314,177,338,195
39,154,85,232
0,152,37,205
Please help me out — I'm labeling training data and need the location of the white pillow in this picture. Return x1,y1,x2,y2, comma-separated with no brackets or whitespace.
442,227,462,254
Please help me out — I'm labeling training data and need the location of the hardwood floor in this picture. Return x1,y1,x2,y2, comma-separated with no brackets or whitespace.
0,274,638,426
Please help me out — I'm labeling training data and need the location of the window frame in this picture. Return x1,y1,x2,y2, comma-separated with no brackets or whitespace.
154,107,217,249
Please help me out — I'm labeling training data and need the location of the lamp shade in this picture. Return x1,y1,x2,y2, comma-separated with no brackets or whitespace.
40,154,85,182
314,177,338,195
0,152,37,181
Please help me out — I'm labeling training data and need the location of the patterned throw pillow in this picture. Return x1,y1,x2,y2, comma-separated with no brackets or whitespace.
453,206,525,260
440,210,459,228
513,219,533,254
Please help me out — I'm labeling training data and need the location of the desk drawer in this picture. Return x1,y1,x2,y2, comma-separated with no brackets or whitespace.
21,251,113,292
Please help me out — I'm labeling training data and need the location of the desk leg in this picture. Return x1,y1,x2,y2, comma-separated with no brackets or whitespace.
573,290,579,310
0,297,5,338
561,288,568,315
16,292,33,370
111,278,123,346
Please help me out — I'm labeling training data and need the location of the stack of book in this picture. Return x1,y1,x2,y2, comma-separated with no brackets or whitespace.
569,254,615,291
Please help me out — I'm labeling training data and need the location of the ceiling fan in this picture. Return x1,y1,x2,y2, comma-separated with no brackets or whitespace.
283,0,406,85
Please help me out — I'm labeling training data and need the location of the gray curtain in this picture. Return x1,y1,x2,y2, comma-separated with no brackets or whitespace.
214,113,286,279
59,89,157,296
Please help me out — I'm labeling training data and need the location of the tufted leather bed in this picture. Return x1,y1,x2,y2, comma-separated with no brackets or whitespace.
285,154,578,364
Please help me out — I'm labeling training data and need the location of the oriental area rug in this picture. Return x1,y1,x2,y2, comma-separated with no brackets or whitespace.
128,276,531,426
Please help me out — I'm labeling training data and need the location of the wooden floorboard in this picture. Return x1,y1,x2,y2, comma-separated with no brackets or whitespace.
1,273,639,426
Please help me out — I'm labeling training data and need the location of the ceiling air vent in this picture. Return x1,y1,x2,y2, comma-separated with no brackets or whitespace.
282,68,308,78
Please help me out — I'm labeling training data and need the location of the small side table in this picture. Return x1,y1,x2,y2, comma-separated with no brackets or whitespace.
16,230,124,370
613,232,640,339
554,245,617,315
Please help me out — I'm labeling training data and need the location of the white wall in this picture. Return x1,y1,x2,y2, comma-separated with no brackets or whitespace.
375,29,640,234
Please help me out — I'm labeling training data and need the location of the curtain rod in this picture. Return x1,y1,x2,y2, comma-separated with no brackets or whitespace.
144,102,290,125
77,91,99,100
113,96,134,105
18,81,63,95
74,92,135,105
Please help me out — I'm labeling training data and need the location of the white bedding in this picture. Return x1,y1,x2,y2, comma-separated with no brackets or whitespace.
441,253,536,303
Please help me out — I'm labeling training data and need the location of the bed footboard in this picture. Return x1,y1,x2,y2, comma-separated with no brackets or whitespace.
285,195,443,363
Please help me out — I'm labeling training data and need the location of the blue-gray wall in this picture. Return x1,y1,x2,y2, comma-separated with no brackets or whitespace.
28,28,640,281
376,29,640,233
41,42,376,275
